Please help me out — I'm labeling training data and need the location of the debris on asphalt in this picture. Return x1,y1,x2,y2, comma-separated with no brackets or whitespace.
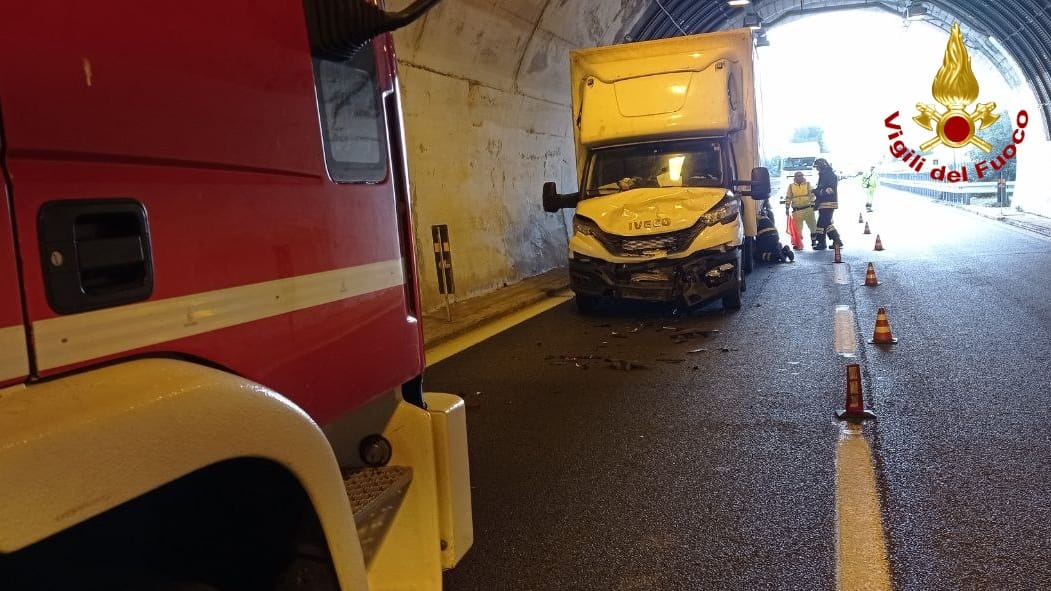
686,348,708,354
719,346,740,352
670,328,719,343
607,359,649,371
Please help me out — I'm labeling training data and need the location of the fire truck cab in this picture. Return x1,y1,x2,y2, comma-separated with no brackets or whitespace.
0,1,471,589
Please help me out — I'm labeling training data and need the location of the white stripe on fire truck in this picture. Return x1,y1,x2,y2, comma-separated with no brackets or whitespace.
0,324,30,382
33,259,405,371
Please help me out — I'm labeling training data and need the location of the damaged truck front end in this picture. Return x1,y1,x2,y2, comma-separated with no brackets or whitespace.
543,136,769,313
567,184,745,311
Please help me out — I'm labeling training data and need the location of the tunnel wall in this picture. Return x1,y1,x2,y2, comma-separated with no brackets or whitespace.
391,0,645,312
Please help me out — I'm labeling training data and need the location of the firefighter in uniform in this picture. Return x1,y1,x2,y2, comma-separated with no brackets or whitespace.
785,171,817,250
754,203,794,263
812,157,843,250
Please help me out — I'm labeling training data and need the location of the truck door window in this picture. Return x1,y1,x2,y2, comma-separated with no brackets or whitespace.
584,140,724,197
312,40,387,182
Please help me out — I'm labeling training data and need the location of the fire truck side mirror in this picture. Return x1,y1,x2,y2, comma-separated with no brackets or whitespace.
542,181,580,213
305,0,442,59
734,167,771,200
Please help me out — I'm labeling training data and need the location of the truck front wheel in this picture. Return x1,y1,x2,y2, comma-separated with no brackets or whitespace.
742,238,754,274
722,267,743,311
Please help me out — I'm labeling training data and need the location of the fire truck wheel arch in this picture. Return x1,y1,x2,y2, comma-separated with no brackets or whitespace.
0,358,370,589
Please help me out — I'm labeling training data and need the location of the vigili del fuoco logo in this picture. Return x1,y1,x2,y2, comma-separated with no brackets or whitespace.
883,22,1028,183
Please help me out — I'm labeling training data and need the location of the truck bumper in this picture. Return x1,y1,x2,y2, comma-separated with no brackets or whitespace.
569,248,740,306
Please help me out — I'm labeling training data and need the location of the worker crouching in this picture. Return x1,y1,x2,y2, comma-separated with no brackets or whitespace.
754,206,794,264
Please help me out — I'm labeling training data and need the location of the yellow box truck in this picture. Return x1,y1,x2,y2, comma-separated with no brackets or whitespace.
543,29,769,313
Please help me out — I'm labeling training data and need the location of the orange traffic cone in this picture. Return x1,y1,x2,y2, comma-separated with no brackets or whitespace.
833,244,843,263
863,262,879,286
873,234,884,251
858,212,864,223
836,363,876,421
863,222,871,235
868,307,898,344
787,215,803,250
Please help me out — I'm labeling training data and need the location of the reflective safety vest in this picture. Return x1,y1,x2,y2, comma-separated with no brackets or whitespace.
787,182,815,210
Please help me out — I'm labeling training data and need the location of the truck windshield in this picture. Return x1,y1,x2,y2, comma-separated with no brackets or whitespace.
584,139,725,197
782,157,816,170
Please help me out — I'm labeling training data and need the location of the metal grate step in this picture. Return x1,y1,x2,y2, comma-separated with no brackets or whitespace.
342,466,412,564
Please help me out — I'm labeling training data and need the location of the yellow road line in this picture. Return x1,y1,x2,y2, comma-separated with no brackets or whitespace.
836,420,892,590
426,295,573,366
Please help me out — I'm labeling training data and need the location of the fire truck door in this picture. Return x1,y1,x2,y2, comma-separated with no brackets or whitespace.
0,178,29,386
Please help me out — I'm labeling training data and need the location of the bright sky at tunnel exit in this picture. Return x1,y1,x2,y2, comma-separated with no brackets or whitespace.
754,8,1023,172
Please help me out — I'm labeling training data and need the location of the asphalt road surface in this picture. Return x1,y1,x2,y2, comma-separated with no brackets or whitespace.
429,185,1051,590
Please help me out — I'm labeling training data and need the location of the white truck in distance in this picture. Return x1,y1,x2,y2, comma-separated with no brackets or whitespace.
779,142,821,190
543,29,770,313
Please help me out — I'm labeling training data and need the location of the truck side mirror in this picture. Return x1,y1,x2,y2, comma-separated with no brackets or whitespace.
542,182,581,213
734,167,771,200
305,0,441,59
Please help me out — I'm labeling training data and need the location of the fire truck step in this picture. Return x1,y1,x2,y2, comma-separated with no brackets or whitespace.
342,466,413,563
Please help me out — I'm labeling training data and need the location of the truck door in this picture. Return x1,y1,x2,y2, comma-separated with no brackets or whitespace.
0,4,423,422
0,179,29,386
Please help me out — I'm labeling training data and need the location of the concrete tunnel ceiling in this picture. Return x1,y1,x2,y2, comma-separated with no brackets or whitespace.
629,0,1051,137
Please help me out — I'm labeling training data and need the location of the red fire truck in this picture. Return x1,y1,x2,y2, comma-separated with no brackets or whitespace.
0,1,472,589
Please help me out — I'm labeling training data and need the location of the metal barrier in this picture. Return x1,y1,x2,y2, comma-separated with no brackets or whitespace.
880,172,1016,206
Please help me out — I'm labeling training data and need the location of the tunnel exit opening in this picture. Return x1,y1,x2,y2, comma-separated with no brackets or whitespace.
743,6,1045,222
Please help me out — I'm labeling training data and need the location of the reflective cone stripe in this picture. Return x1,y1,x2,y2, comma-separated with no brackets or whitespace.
863,222,871,235
863,263,879,286
868,307,898,344
836,363,876,421
845,364,864,413
873,235,884,251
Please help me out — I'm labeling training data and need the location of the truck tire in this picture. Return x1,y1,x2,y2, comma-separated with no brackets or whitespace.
722,256,743,311
742,238,754,274
574,294,600,314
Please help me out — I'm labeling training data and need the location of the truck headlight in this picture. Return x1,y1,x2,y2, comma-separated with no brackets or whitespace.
573,215,600,237
699,195,741,226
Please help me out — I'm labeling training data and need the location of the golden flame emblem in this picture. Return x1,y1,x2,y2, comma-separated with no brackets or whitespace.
913,22,999,152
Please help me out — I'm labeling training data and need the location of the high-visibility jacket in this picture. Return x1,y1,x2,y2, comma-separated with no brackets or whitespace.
786,181,815,210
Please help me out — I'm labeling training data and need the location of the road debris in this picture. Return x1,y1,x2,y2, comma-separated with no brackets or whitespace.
670,328,719,343
607,359,649,371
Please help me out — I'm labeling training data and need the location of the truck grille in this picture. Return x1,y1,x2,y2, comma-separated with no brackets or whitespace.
596,227,698,256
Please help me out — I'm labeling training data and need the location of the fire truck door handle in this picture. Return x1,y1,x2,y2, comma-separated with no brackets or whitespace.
76,236,146,270
38,199,155,315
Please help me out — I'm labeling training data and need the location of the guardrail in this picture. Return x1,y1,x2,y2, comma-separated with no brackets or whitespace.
879,173,1016,206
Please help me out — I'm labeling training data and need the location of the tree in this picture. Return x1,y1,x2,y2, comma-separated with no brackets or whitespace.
790,126,827,153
